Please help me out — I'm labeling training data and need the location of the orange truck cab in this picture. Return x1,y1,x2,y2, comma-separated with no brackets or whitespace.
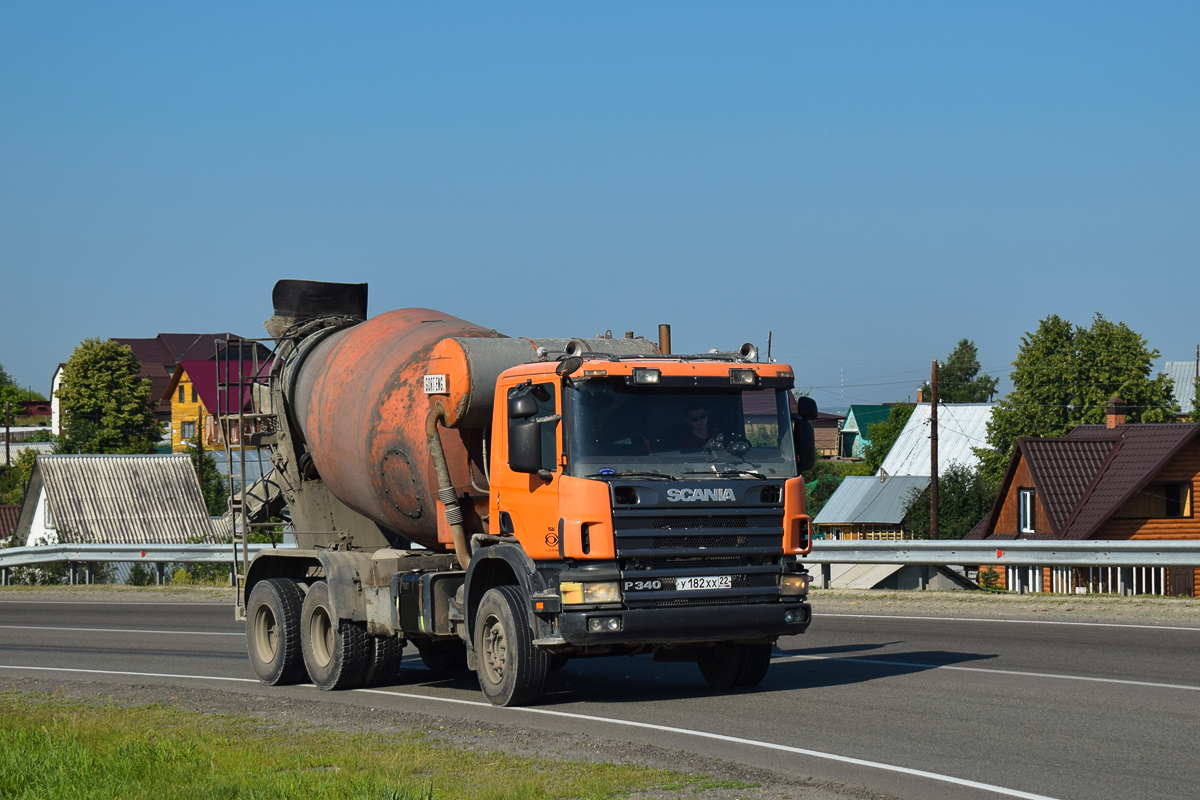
456,355,815,704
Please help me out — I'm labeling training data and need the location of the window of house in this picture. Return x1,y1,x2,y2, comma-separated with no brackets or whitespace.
178,386,185,403
1018,489,1035,534
181,421,196,440
191,386,198,403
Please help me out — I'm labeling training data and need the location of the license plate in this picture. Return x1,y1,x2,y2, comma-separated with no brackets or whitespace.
676,575,732,591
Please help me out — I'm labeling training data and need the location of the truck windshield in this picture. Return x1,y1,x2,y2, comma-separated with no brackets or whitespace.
565,382,797,479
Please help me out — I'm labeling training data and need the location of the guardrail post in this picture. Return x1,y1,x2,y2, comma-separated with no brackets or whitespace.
1,567,8,586
156,562,165,586
85,563,94,585
918,566,929,591
69,562,78,586
820,563,831,590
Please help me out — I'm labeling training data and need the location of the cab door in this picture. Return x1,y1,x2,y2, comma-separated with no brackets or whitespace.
492,378,562,560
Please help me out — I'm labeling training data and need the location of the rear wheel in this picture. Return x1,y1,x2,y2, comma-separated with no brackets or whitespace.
363,636,404,687
473,585,549,707
697,642,773,688
246,578,306,685
416,640,469,674
300,580,369,690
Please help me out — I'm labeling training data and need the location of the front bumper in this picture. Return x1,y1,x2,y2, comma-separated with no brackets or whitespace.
557,600,810,646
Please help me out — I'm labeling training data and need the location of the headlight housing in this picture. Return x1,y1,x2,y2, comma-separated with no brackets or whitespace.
779,573,810,596
559,581,622,605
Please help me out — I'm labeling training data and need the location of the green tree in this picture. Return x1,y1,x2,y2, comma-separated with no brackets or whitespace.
919,339,999,403
0,362,49,409
979,314,1177,482
185,437,229,516
860,404,916,474
0,448,38,505
901,462,999,539
55,339,162,454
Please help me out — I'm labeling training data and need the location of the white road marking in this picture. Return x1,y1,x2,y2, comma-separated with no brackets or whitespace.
359,687,1060,800
0,662,1059,800
0,600,230,606
0,664,258,682
816,612,1200,632
775,653,1200,692
0,624,242,637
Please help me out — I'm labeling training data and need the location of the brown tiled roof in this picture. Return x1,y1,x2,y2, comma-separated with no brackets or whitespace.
969,422,1200,540
113,337,174,367
1059,423,1200,539
1022,436,1119,533
0,505,19,538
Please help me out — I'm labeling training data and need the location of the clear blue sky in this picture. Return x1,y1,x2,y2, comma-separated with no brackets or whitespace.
3,3,1198,411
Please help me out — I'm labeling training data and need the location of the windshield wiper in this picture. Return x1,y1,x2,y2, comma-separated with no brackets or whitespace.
587,471,678,481
683,468,768,480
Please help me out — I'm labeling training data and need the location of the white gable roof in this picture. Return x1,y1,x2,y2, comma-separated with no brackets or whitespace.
879,403,994,477
1165,362,1197,415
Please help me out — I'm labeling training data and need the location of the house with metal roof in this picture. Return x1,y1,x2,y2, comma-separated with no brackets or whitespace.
879,403,994,477
837,404,893,459
12,454,224,546
813,474,930,538
1164,361,1198,417
967,402,1200,596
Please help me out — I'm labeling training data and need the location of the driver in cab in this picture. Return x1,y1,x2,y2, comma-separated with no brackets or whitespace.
676,402,717,450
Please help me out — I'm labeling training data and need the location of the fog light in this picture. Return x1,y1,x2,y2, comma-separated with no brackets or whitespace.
632,368,661,385
589,618,604,632
588,617,622,633
606,617,621,631
785,610,798,623
779,574,809,595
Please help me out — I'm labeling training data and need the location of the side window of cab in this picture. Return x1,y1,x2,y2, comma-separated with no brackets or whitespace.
506,382,558,474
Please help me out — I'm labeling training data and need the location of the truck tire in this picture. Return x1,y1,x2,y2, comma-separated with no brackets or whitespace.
300,580,370,690
363,636,404,687
473,585,549,707
246,578,306,685
697,642,773,688
416,640,469,674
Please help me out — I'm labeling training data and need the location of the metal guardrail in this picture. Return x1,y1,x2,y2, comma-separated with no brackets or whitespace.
802,539,1200,567
0,542,296,569
0,542,300,586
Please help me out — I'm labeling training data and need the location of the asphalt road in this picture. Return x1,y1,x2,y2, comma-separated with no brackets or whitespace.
1,598,1198,800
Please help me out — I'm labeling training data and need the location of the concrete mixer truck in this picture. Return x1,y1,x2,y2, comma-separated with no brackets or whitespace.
237,279,816,706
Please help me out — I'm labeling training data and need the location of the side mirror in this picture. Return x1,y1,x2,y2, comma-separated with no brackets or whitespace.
793,418,816,474
794,396,818,421
507,385,543,474
508,418,543,473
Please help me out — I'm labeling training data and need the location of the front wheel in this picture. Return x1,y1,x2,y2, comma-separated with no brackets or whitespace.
473,585,549,707
697,642,773,688
300,580,369,690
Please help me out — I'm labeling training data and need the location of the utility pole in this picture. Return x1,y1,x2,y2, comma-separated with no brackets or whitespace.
196,413,204,496
4,401,10,468
930,360,939,541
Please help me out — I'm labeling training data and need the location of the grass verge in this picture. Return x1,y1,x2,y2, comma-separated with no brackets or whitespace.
0,691,705,800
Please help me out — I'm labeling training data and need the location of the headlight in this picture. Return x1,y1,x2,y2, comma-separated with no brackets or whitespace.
729,368,758,386
559,581,622,605
779,574,809,595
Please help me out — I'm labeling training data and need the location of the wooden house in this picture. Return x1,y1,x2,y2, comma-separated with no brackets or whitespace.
968,400,1200,596
164,339,272,452
837,404,893,459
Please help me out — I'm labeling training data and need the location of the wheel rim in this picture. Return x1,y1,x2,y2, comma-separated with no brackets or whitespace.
309,606,334,668
253,605,278,662
480,612,507,685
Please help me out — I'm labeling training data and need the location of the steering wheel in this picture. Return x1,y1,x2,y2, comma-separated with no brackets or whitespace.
725,432,752,457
